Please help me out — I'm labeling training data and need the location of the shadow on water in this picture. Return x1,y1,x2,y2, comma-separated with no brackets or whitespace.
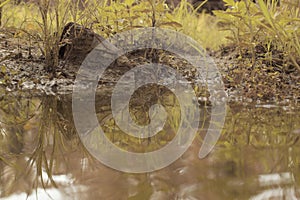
0,90,300,199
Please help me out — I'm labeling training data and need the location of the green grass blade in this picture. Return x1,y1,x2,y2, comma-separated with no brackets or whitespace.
0,0,11,8
257,0,275,29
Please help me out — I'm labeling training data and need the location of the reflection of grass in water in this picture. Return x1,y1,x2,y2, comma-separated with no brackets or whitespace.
100,85,181,153
28,95,94,190
29,95,61,188
222,103,300,147
0,94,92,196
97,84,212,153
0,92,39,196
0,93,38,155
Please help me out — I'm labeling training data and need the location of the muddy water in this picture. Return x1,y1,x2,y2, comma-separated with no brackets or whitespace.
0,91,300,200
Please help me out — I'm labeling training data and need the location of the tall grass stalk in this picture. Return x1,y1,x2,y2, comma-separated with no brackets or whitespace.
36,0,71,72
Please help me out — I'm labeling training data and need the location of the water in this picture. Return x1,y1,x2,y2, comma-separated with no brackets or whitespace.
0,91,300,199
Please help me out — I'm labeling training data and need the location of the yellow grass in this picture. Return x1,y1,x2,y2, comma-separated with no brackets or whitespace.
1,0,229,51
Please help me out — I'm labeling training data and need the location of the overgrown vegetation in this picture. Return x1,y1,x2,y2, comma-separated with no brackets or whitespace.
0,0,225,71
0,1,299,196
215,0,300,72
0,0,299,100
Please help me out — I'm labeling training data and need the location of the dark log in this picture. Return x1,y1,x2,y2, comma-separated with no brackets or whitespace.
165,0,280,14
165,0,226,13
59,22,105,64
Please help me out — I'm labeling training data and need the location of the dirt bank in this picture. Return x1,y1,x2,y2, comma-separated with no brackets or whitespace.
0,30,299,104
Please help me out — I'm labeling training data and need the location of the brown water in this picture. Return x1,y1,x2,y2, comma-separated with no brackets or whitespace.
0,91,300,200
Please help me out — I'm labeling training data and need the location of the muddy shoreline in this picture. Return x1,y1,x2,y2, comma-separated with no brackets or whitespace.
0,32,299,104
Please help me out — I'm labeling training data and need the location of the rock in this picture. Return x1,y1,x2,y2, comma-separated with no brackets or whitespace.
59,22,105,65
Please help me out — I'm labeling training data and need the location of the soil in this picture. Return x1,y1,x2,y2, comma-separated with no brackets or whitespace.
213,45,300,103
0,28,299,104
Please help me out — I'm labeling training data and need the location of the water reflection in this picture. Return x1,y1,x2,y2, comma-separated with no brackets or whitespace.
0,92,299,199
